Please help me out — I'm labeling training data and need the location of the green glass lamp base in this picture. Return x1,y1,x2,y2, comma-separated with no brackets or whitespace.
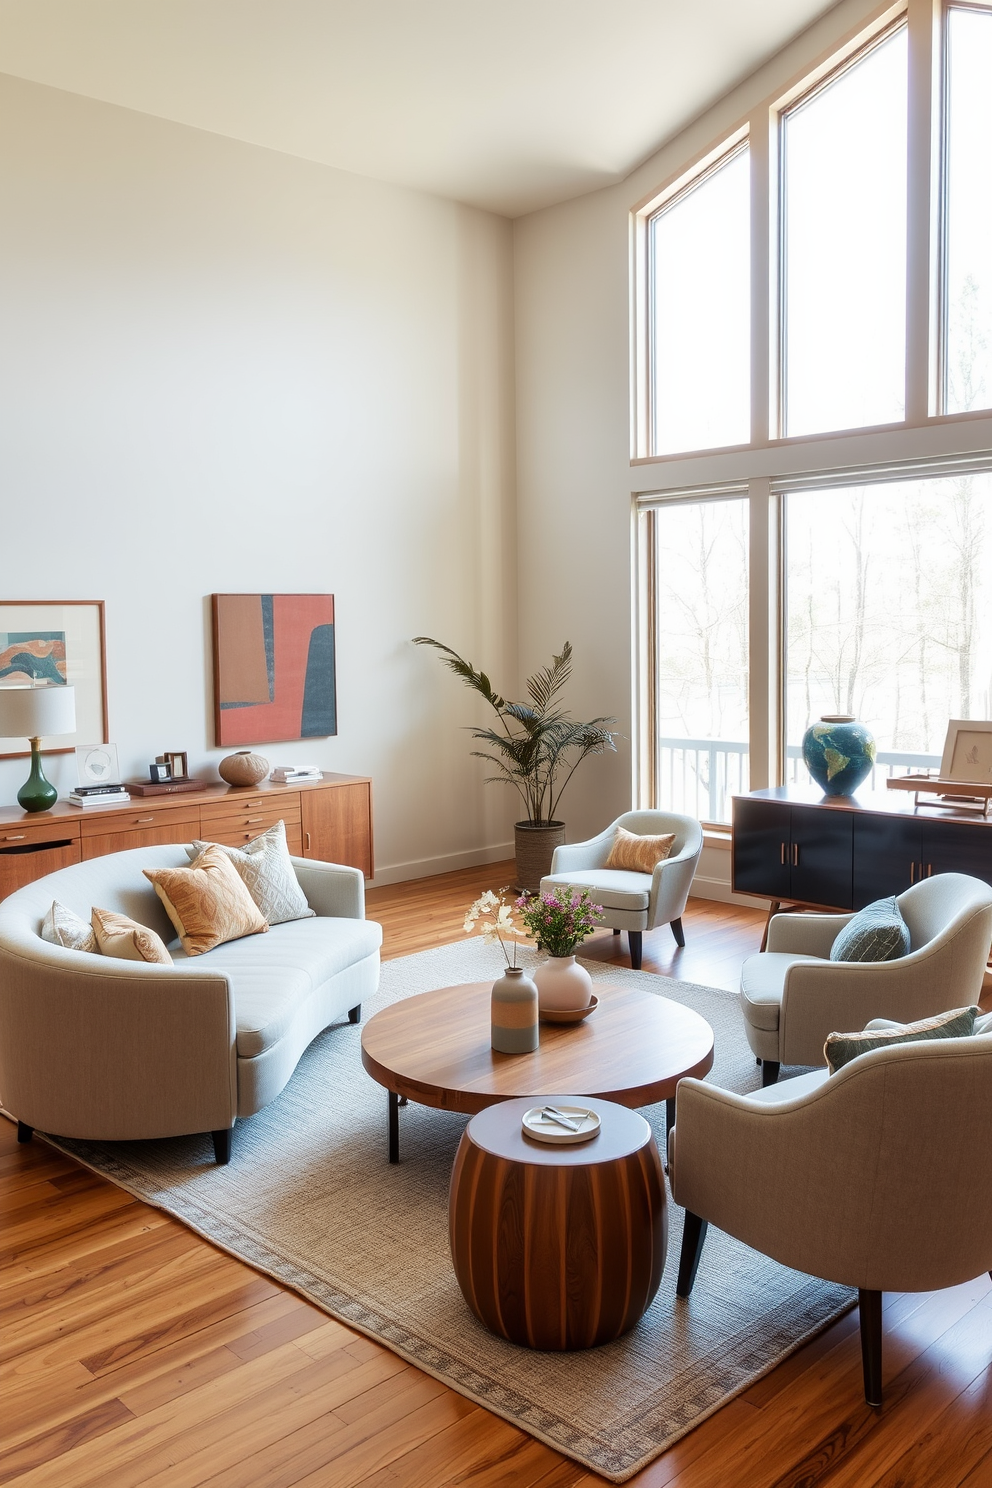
17,738,58,813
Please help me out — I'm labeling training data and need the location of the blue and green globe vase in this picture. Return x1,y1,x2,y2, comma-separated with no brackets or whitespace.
801,715,876,797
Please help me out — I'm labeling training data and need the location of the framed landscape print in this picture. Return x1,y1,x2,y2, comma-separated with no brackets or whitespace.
0,600,108,758
212,594,337,747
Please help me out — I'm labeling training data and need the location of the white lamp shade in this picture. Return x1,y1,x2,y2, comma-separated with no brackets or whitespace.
0,685,77,739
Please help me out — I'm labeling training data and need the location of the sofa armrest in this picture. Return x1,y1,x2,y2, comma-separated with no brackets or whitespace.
766,912,852,957
291,858,365,919
0,944,236,1141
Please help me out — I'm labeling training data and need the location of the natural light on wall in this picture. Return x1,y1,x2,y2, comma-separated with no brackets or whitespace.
782,25,908,437
648,498,749,823
785,473,992,764
649,146,750,455
944,5,992,414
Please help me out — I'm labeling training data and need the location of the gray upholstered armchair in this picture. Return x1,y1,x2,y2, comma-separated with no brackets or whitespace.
540,810,703,969
741,872,992,1084
670,1024,992,1405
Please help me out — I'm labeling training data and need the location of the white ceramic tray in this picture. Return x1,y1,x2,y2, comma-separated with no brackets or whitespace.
521,1104,601,1145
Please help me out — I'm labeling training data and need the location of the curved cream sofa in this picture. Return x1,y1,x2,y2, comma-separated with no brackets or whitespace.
0,845,382,1163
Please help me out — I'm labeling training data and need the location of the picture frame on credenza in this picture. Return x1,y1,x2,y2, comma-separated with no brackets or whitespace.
939,720,992,784
0,600,108,759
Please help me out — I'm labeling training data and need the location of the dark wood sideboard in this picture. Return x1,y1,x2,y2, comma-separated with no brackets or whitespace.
0,772,373,902
732,785,992,914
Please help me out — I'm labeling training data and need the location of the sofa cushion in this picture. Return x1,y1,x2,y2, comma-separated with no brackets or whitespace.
540,869,650,912
825,1004,980,1074
91,908,173,964
186,820,314,926
740,952,826,1032
172,915,381,1057
604,827,675,875
829,896,910,963
145,845,269,956
42,900,97,953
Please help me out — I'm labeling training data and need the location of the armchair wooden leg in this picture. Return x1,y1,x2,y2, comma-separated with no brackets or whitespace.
676,1212,709,1297
17,1120,33,1144
211,1128,232,1166
348,1003,362,1024
859,1288,883,1407
761,1060,780,1087
671,917,685,947
628,931,643,970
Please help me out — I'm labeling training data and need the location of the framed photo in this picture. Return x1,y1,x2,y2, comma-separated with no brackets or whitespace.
212,594,337,748
0,601,107,759
164,751,188,780
939,721,992,784
76,743,121,786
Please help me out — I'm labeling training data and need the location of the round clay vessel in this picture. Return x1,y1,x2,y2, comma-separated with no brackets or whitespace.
219,750,270,787
533,955,593,1012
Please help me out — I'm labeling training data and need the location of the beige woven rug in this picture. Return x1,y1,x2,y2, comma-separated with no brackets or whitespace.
39,941,855,1482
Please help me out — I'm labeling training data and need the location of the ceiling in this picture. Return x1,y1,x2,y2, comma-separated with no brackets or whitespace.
0,0,839,216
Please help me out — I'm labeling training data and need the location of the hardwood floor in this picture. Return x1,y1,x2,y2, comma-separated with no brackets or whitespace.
2,863,991,1486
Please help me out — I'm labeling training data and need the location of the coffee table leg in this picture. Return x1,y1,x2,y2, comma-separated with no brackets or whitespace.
388,1090,400,1163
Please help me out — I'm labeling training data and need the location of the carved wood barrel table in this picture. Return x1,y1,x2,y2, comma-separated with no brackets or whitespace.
449,1095,668,1350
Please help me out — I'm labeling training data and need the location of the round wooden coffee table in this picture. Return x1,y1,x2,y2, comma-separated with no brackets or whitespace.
449,1096,668,1349
360,978,714,1161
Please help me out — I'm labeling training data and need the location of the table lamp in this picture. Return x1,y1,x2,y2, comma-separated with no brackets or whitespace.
0,685,77,812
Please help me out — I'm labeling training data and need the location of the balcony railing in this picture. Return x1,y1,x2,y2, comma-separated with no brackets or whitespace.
656,737,941,825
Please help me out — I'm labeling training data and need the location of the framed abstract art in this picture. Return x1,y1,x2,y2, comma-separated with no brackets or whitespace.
212,594,337,748
0,600,108,758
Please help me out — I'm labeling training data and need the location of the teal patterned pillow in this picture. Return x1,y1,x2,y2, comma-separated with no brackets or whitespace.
825,1005,979,1074
829,896,910,963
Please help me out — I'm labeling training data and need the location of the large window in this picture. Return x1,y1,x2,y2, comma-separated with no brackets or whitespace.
785,473,992,767
644,498,749,823
647,146,750,455
633,4,992,824
781,26,908,436
944,6,992,413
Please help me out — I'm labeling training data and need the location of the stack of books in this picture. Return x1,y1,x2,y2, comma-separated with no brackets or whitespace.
270,765,322,784
68,783,131,808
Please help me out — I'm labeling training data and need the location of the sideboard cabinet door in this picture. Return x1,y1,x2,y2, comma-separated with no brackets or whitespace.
922,819,992,888
301,782,373,878
732,799,791,899
790,806,853,910
852,815,921,908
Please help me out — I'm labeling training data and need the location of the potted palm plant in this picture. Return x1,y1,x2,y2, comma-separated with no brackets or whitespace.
413,637,617,890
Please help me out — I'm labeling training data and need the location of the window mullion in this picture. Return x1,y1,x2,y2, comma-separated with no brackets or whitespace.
747,477,780,791
906,0,941,421
749,107,773,444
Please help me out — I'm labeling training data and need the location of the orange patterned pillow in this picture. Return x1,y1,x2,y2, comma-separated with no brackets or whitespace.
91,908,173,964
604,826,676,875
144,844,268,956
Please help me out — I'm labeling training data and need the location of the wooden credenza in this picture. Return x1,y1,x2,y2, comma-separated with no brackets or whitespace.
0,773,373,902
732,785,992,912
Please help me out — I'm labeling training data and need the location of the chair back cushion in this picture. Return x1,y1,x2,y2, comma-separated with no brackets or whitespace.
825,1003,979,1073
829,896,910,962
604,826,675,875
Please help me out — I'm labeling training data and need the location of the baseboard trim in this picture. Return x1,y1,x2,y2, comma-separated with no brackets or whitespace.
368,842,515,889
689,874,769,910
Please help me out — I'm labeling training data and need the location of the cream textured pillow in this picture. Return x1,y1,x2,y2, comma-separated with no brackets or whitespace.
144,844,269,956
91,908,173,964
185,820,313,925
604,827,676,875
42,900,98,953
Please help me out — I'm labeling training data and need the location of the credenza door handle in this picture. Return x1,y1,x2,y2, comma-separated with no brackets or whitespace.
305,831,311,852
780,842,786,864
792,843,799,866
910,862,915,883
926,863,933,877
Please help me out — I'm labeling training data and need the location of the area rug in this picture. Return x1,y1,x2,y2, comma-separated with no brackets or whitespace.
32,941,854,1482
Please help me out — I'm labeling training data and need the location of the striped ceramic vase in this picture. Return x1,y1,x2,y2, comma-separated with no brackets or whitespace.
491,966,539,1054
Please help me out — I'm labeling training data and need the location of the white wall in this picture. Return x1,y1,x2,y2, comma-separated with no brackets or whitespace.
0,72,518,882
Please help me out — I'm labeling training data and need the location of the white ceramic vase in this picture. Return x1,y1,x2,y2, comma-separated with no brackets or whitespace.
533,955,593,1013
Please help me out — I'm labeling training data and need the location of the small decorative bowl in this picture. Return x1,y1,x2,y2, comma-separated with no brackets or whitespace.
219,750,270,787
539,993,599,1025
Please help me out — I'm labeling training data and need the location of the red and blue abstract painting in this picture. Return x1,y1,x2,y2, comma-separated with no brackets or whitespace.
212,594,336,747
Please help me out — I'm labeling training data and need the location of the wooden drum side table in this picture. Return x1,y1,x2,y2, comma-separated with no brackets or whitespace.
449,1096,668,1350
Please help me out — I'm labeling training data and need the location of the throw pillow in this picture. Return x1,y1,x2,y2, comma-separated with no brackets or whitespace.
91,908,173,965
604,826,676,875
41,900,98,953
825,1004,979,1074
144,844,269,956
184,820,313,925
829,896,910,963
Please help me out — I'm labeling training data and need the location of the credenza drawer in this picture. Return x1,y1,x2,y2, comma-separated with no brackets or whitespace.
198,791,301,822
79,805,202,838
199,805,301,839
0,818,81,848
200,823,304,854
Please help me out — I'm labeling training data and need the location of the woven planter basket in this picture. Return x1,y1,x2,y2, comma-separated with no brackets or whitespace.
514,820,566,894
